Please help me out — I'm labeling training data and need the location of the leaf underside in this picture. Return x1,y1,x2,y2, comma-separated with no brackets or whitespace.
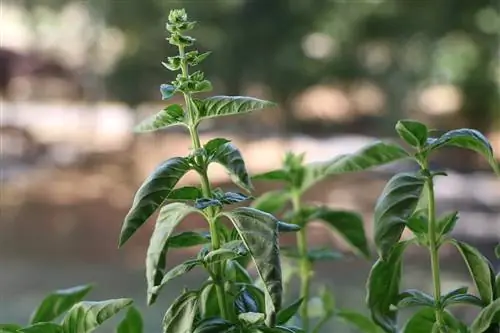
146,203,201,304
222,207,282,326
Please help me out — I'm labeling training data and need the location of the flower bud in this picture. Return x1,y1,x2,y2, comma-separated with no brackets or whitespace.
168,9,187,25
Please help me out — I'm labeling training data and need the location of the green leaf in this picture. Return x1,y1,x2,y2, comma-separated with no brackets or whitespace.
440,286,484,308
222,208,282,326
193,318,234,333
167,231,210,248
162,291,198,333
251,191,290,215
195,198,222,210
119,157,192,247
277,221,301,233
240,284,266,312
134,104,185,133
61,299,132,333
395,120,428,148
0,324,21,333
160,84,176,100
471,299,500,333
374,172,425,260
397,289,434,309
116,306,143,333
203,138,231,152
18,323,63,333
219,191,252,205
301,141,409,192
198,283,219,318
225,259,253,283
336,310,384,333
436,211,459,239
277,298,303,325
150,259,203,297
256,325,305,333
146,203,201,305
192,51,211,65
495,244,500,259
167,186,203,201
252,169,290,182
405,210,428,245
440,286,467,302
496,275,500,298
239,312,266,326
426,128,500,175
405,210,428,233
235,289,260,314
195,96,275,122
401,307,463,333
204,138,253,192
367,240,414,333
204,240,248,264
193,80,212,93
29,284,93,324
449,240,496,305
309,207,370,258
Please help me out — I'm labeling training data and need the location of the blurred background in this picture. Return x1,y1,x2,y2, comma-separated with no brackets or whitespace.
1,0,499,331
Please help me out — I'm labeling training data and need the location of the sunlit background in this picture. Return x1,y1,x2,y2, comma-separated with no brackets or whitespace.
1,0,499,332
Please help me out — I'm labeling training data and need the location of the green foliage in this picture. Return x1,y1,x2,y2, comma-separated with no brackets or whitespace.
0,325,22,333
277,298,304,325
117,9,298,333
395,120,429,148
119,156,193,246
367,240,414,332
204,138,253,192
253,141,408,331
373,173,425,259
471,299,500,333
0,285,134,333
366,119,500,333
17,323,63,333
400,307,467,333
146,203,202,305
335,310,384,333
162,290,199,333
222,208,283,326
425,129,500,175
9,5,499,333
61,299,133,333
134,104,186,133
194,96,276,123
29,284,93,324
117,306,144,333
448,240,497,305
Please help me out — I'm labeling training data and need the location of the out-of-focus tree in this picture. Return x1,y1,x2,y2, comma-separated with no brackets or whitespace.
15,0,500,135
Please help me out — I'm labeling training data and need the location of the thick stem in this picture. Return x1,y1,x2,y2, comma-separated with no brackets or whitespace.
426,173,444,330
292,192,311,331
179,44,228,319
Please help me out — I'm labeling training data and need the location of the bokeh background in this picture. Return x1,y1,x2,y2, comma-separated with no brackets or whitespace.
1,0,499,332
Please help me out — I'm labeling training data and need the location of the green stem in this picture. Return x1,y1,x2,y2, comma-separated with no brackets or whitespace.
292,192,311,331
426,170,444,330
179,44,228,320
